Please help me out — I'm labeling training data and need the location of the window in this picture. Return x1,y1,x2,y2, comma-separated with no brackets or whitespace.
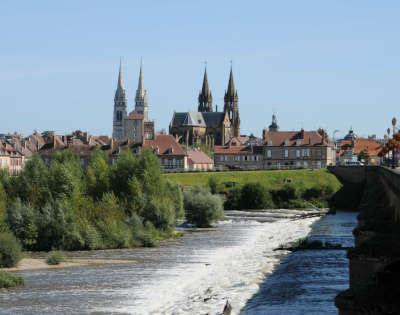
266,150,272,158
284,149,289,158
296,149,300,158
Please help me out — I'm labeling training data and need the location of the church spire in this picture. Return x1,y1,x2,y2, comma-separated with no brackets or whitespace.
224,64,240,137
113,59,127,140
135,59,148,121
198,65,213,112
117,58,124,92
226,66,236,97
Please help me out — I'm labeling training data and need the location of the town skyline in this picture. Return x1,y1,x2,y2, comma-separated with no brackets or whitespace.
0,1,399,138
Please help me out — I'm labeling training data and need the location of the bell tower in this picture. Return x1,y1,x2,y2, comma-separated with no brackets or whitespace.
224,66,240,137
112,60,127,140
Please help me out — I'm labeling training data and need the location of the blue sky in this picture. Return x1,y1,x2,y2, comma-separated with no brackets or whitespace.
0,0,399,139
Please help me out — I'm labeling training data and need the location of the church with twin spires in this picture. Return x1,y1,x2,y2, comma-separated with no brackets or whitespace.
169,67,241,146
112,61,154,142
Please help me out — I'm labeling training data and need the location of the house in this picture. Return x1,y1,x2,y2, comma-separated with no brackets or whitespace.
338,138,382,165
143,134,188,172
187,149,214,171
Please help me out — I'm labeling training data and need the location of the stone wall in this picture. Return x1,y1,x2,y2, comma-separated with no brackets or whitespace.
333,166,400,314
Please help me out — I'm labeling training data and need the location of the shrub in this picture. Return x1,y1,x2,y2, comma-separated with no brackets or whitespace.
0,231,22,268
184,187,224,227
208,176,219,194
240,183,274,210
0,271,24,289
46,251,67,265
272,185,298,207
224,187,242,210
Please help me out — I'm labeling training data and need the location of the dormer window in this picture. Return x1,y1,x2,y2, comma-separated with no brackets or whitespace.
296,139,302,146
267,140,272,146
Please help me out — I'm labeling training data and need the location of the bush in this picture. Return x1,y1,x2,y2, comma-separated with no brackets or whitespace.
272,185,298,207
208,176,219,194
46,251,67,265
184,187,224,227
0,232,22,268
240,183,274,210
0,271,24,289
224,187,242,210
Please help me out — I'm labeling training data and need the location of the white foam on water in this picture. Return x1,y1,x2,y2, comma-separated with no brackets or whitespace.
96,216,319,315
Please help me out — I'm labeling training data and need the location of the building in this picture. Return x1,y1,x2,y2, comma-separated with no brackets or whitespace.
143,134,188,172
112,61,154,142
169,67,240,146
187,149,214,171
338,137,382,165
214,115,336,170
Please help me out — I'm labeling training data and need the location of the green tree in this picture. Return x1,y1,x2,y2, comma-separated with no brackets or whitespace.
110,151,138,198
86,150,110,200
0,184,6,231
13,155,51,209
135,149,162,197
6,198,38,249
0,231,22,268
184,186,224,227
240,183,274,209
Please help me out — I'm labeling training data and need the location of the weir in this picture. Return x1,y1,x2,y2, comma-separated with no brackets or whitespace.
329,166,400,314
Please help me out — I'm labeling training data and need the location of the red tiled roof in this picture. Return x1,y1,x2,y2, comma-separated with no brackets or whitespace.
263,130,325,146
214,145,252,154
187,150,213,164
340,138,382,156
143,134,186,156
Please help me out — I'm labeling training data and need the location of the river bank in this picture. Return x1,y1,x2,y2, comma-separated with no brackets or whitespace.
2,258,134,272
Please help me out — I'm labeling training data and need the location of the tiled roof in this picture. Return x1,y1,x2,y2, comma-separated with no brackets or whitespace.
144,134,186,156
263,130,326,146
214,145,253,154
340,138,382,156
187,150,213,164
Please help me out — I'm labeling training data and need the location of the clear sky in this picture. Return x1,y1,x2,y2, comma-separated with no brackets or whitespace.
0,0,399,139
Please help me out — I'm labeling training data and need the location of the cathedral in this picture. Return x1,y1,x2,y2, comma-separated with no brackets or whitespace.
112,61,154,142
169,67,240,146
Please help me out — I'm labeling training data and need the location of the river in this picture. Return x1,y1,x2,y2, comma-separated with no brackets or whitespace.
0,209,357,315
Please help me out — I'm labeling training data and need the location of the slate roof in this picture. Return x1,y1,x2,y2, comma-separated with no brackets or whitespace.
171,111,225,128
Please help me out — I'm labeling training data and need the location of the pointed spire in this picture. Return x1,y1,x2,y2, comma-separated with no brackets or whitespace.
117,58,124,90
201,66,210,96
198,64,213,112
137,58,144,93
226,65,236,96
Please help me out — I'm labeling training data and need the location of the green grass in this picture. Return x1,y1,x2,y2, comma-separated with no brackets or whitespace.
165,169,341,191
0,271,24,289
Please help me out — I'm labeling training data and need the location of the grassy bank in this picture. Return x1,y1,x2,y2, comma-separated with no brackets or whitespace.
165,169,341,191
166,169,341,210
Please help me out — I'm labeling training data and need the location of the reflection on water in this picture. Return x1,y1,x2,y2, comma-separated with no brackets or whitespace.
0,210,356,315
241,212,357,315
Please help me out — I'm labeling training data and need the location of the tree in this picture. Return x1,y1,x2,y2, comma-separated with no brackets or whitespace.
135,149,162,197
6,199,38,249
86,150,110,200
240,183,274,209
184,186,224,227
13,155,51,209
110,151,138,198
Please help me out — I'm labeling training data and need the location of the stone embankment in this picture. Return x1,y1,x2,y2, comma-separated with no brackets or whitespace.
330,166,400,314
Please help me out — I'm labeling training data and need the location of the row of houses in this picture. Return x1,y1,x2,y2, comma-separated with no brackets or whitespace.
1,123,384,175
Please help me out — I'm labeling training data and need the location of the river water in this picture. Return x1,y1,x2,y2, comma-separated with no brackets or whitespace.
0,210,357,315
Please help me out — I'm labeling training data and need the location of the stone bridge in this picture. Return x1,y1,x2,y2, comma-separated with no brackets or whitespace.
328,166,400,314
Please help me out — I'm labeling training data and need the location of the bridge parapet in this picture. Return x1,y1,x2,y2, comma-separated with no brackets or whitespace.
334,166,400,314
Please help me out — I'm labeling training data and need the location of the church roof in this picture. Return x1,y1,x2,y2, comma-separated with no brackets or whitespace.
202,112,225,127
170,111,225,128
